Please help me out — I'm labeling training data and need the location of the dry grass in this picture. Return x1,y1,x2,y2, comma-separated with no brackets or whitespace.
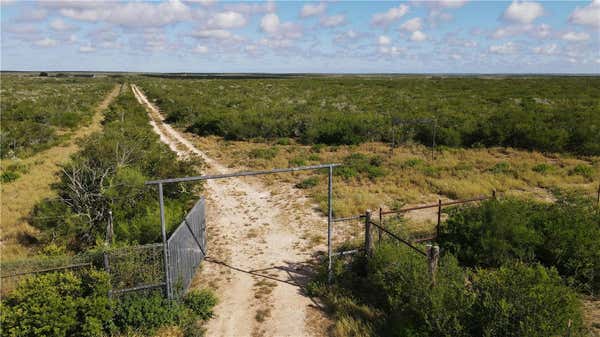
189,135,599,220
0,85,120,259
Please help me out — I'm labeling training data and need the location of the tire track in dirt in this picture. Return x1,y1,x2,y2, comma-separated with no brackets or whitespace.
131,84,329,337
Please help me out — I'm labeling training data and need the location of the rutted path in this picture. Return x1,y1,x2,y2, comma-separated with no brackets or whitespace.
131,84,329,337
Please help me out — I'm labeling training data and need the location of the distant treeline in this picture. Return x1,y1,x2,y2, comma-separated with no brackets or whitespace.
139,76,600,155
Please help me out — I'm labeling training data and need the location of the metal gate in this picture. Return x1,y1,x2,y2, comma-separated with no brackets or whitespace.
167,197,206,298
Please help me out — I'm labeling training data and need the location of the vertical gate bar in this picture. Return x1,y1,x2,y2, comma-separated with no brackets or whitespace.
327,165,333,283
378,208,382,244
159,183,171,299
436,199,442,240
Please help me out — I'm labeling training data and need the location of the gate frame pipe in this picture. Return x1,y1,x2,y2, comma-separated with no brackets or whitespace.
149,163,341,298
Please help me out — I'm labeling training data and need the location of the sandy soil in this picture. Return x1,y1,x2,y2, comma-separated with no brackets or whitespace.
131,84,330,337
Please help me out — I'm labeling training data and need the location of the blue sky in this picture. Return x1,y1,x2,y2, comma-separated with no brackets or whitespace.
1,1,598,73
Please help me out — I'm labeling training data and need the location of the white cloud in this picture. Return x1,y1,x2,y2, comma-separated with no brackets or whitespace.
260,13,280,34
489,41,518,54
450,53,462,60
372,5,409,26
300,3,326,18
561,31,590,42
50,18,77,32
434,0,469,8
320,14,345,28
16,8,47,21
379,45,405,55
502,1,544,24
532,43,559,55
569,0,600,27
79,45,95,53
192,44,209,53
492,23,551,39
4,23,39,35
410,30,427,41
34,37,58,47
207,11,246,29
400,17,423,32
192,29,233,39
378,35,391,45
58,0,192,27
260,13,302,39
224,2,275,15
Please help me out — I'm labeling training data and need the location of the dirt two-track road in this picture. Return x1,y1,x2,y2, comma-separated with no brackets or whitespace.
131,84,330,337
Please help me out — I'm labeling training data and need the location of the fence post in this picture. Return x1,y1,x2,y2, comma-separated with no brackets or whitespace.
364,210,372,257
436,199,442,240
427,244,440,287
327,165,333,284
104,210,113,298
492,189,497,200
158,183,172,299
378,207,383,244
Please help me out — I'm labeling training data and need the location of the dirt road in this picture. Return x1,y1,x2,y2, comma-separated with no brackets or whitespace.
131,84,329,337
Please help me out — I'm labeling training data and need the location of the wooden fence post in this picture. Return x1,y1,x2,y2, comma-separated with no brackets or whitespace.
364,210,372,257
492,189,497,200
427,244,440,287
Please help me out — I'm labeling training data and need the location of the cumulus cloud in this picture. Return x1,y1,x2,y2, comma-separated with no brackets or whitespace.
410,30,427,41
378,35,391,45
320,14,346,28
429,0,469,9
15,8,47,22
561,31,590,42
532,43,559,55
58,0,192,27
569,0,600,27
379,45,405,55
192,44,209,53
50,18,77,32
400,17,423,31
207,11,247,29
192,29,234,40
502,1,544,24
492,23,551,39
34,37,58,47
260,13,302,39
300,3,326,18
489,41,518,54
372,4,409,26
223,2,275,15
79,45,95,53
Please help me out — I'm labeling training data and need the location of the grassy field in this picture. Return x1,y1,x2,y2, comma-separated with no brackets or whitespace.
188,135,598,218
0,84,120,259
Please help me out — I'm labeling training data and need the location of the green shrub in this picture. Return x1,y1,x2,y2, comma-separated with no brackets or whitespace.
1,170,20,183
114,291,185,334
0,270,112,337
531,163,554,174
295,176,319,189
402,158,425,168
248,147,279,160
341,153,386,180
289,156,306,166
471,263,583,337
184,289,218,320
487,162,513,175
441,196,600,294
569,164,594,179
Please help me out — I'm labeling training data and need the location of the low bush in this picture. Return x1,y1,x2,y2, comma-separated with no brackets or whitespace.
1,270,217,337
295,176,319,189
0,270,112,337
336,153,385,180
440,195,600,295
309,243,585,337
1,170,20,183
248,147,279,160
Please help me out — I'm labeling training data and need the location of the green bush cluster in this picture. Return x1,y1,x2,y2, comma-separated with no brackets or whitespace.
0,75,113,158
1,270,217,337
440,195,600,294
335,153,385,180
139,76,600,155
310,243,584,337
0,270,112,337
31,87,200,251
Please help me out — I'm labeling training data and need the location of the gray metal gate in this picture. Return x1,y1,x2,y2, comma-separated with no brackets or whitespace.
167,197,206,298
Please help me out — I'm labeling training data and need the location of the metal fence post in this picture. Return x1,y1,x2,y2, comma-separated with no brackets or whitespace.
364,210,372,257
158,183,171,299
378,208,383,244
327,165,333,284
436,199,442,240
